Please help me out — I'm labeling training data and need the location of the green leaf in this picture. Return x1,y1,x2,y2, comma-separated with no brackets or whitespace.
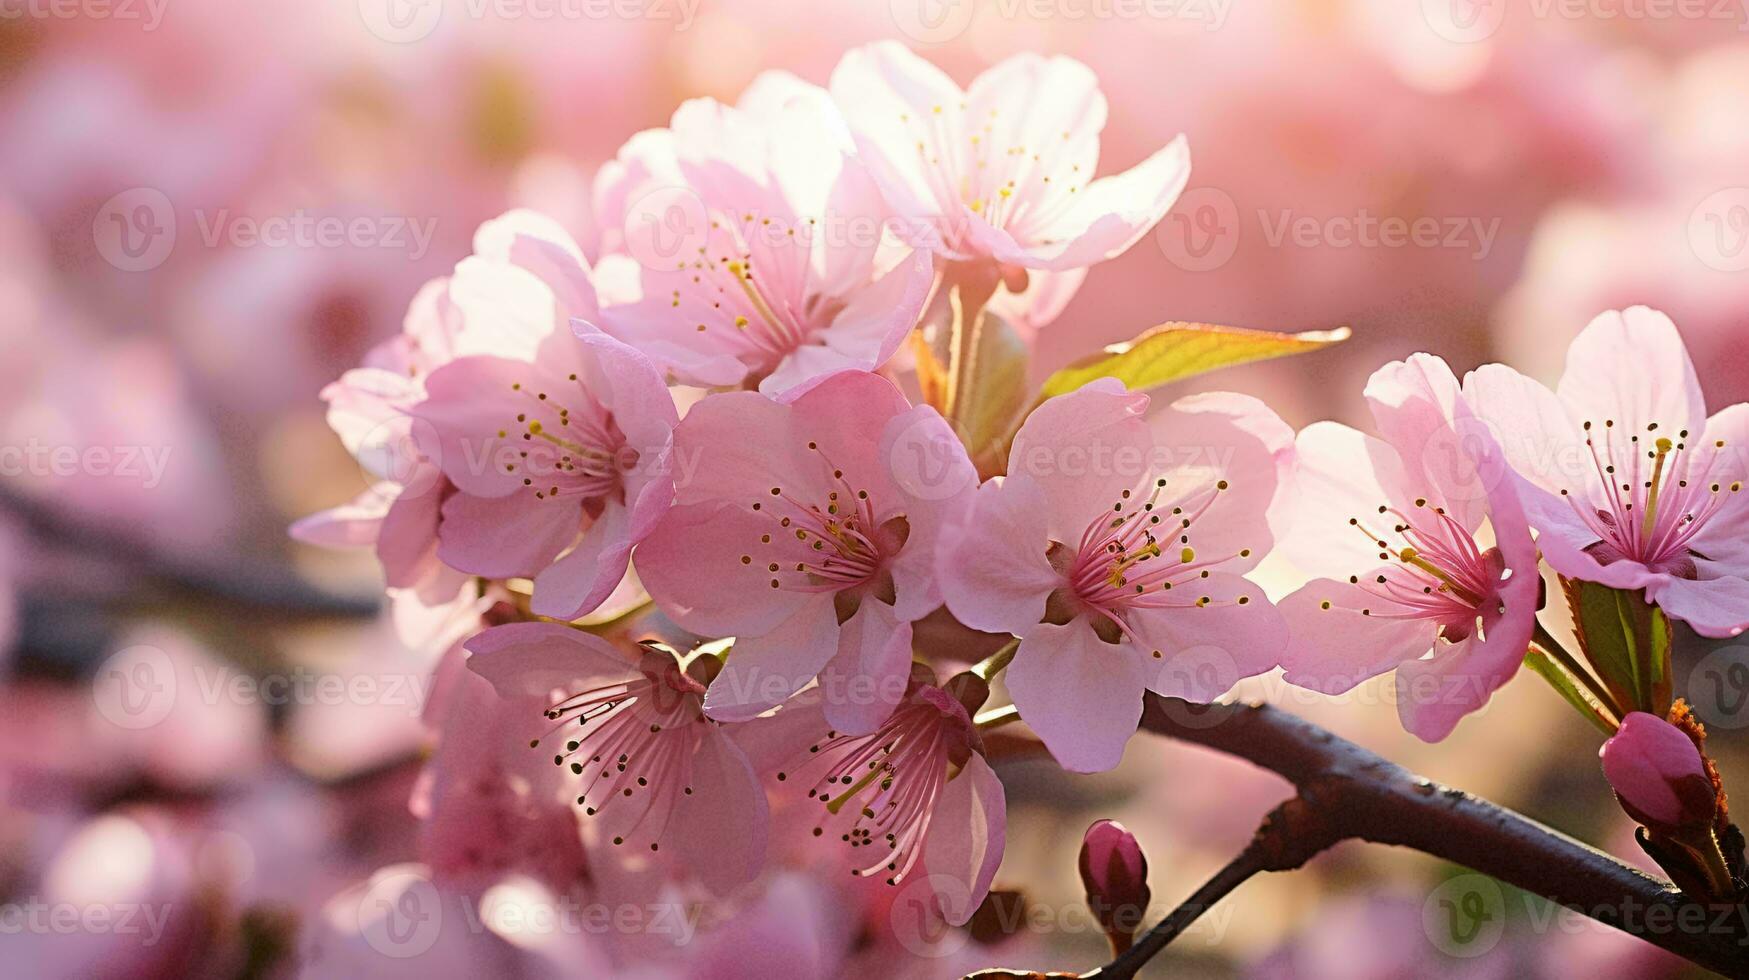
1038,322,1350,399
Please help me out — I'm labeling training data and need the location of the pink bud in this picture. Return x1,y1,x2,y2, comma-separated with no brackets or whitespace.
1078,819,1150,949
1599,712,1717,834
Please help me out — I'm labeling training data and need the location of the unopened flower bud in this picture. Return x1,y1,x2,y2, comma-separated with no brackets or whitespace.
1600,712,1717,834
1078,819,1150,953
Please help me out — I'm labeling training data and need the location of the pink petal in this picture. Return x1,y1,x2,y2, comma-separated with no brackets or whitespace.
702,596,842,723
667,390,819,504
572,328,680,480
827,42,964,252
1280,421,1417,579
669,726,770,896
637,502,818,636
1008,379,1152,539
1148,391,1294,573
921,752,1006,927
937,476,1060,635
1650,575,1749,639
1363,354,1488,531
1128,572,1285,700
413,356,561,498
1556,307,1706,438
818,601,912,736
1017,136,1191,271
529,501,634,620
435,490,576,579
1006,620,1148,773
290,488,389,548
818,249,934,369
464,622,640,700
1277,578,1435,694
1463,362,1595,500
1395,581,1536,742
377,478,444,589
987,266,1087,335
469,209,598,328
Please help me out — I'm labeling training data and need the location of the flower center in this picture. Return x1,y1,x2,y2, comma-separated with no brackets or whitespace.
528,650,708,854
1562,420,1741,577
1325,498,1504,641
898,101,1087,250
676,217,830,374
1044,475,1256,644
499,376,628,504
740,444,909,617
776,688,976,887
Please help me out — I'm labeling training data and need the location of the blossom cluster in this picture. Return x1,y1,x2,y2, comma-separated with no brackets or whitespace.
294,42,1749,968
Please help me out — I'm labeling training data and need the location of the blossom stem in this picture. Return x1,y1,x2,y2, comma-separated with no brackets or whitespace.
1532,620,1626,722
970,638,1021,682
943,265,999,428
974,703,1020,730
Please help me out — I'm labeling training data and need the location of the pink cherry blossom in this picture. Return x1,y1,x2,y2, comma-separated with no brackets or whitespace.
594,79,934,398
1277,355,1541,742
734,671,1005,928
290,277,468,607
1465,307,1749,638
413,328,677,621
412,661,590,894
637,370,975,735
1599,712,1717,834
939,380,1292,772
828,43,1190,274
292,209,606,609
465,622,768,897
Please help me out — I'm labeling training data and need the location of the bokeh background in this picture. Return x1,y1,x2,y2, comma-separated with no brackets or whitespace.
2,0,1747,976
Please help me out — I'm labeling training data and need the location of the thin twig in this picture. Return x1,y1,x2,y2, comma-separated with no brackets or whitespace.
0,487,379,620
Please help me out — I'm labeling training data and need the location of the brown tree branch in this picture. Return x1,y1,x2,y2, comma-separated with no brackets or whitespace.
976,696,1749,979
1120,696,1748,977
0,487,378,621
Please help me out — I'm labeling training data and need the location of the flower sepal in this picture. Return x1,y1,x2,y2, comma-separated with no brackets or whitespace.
1564,577,1673,719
